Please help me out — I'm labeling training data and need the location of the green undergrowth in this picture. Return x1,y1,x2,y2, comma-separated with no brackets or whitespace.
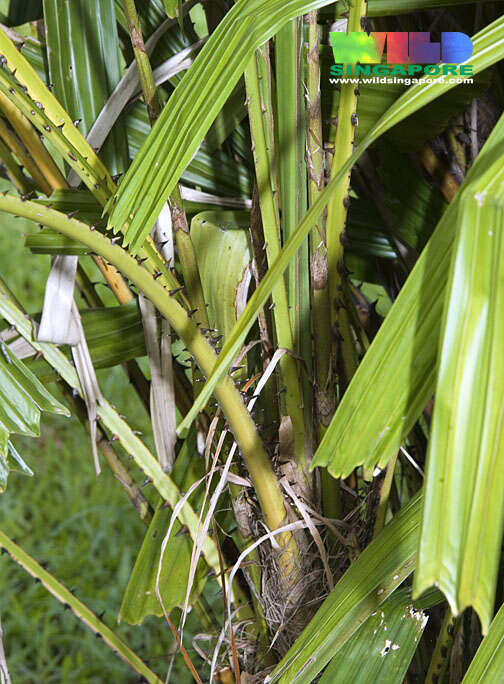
0,214,196,682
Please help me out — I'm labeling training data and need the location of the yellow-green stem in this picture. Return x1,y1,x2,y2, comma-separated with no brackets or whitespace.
306,11,340,518
122,1,209,329
0,194,298,576
0,117,52,194
122,0,162,123
244,48,308,481
306,11,331,413
0,136,31,193
326,2,367,384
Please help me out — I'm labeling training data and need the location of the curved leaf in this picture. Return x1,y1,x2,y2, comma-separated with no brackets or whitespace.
190,210,252,339
413,140,504,633
0,338,67,438
120,430,207,624
0,328,67,490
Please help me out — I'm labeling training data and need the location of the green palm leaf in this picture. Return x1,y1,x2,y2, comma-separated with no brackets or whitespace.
269,493,422,683
0,326,68,490
413,131,504,633
43,0,128,174
312,99,504,480
318,588,427,684
462,602,504,682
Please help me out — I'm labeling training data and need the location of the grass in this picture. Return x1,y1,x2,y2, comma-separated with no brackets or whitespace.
0,212,194,682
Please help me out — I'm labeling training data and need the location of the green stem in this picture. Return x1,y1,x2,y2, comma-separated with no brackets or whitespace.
306,11,340,519
0,117,52,195
373,451,398,538
306,11,341,518
0,530,163,684
306,11,331,425
276,20,312,457
121,1,209,329
326,2,367,385
244,47,308,481
276,19,310,381
425,608,458,683
0,194,298,574
0,136,31,193
122,0,162,124
63,387,154,525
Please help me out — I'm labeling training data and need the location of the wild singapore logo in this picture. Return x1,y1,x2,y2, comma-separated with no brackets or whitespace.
329,31,474,85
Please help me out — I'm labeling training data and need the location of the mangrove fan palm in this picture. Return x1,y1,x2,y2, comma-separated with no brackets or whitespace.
0,0,503,681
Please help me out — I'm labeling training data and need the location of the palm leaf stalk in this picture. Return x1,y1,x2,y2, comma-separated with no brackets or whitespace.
0,192,301,580
306,9,331,432
305,9,340,518
276,18,312,456
122,0,209,329
325,0,367,386
244,46,309,483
